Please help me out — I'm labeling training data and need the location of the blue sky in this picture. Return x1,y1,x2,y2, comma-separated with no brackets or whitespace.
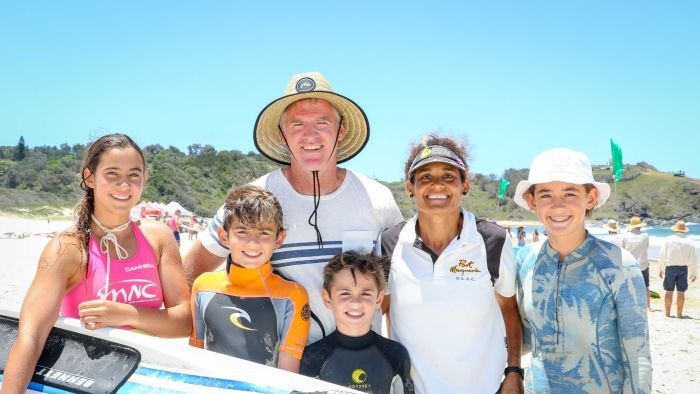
1,1,698,182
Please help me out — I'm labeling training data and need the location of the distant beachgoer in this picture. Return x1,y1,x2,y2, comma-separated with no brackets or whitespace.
621,216,651,310
300,252,414,393
190,185,309,372
514,148,651,393
658,220,697,318
184,71,403,345
168,209,182,246
1,134,191,393
380,135,523,394
602,218,622,246
517,226,526,247
532,229,540,242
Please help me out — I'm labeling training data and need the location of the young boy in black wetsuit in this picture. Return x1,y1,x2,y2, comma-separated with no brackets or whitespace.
300,252,414,394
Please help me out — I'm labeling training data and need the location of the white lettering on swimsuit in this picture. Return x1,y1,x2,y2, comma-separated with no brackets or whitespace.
98,279,159,303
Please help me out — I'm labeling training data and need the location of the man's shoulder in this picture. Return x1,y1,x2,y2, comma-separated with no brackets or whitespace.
250,169,279,188
346,169,392,192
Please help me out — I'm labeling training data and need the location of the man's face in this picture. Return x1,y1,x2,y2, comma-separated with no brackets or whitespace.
279,98,346,172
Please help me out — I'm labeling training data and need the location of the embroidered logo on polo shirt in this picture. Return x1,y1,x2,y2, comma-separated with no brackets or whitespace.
449,259,481,280
222,306,256,331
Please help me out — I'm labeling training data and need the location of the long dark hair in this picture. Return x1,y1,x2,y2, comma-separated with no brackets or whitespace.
72,134,146,266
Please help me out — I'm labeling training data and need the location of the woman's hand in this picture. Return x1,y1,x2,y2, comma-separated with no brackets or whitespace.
78,299,135,330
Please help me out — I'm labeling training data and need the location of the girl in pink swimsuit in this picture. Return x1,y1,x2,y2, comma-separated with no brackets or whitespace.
2,134,192,393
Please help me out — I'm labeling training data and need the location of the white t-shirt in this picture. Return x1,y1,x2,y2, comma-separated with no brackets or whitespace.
658,234,698,278
621,231,650,271
200,169,403,344
388,209,516,393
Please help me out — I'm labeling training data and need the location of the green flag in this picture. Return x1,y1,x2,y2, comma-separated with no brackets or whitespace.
610,139,624,182
498,178,510,199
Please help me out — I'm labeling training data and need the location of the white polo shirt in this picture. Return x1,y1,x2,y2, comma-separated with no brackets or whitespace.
389,209,516,393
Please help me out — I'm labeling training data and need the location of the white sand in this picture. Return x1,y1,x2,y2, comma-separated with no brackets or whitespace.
1,216,699,393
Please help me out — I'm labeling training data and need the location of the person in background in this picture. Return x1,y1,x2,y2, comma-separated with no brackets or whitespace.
532,229,540,243
658,220,697,318
1,134,191,394
513,148,651,393
300,252,414,393
380,134,523,394
183,72,403,345
621,216,651,310
602,218,622,246
517,226,526,247
169,209,182,246
190,185,309,372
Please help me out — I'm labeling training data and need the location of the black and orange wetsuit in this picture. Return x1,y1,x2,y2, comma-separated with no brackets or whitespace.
189,257,310,366
300,330,415,394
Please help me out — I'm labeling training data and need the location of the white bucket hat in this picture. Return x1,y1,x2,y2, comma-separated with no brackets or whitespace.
253,71,369,165
513,148,611,211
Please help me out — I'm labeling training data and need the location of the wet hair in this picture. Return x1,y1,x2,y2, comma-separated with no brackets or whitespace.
525,183,597,217
73,133,146,266
404,134,470,183
323,251,388,293
221,185,284,234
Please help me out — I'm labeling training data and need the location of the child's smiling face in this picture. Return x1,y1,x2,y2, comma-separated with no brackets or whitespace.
525,181,598,247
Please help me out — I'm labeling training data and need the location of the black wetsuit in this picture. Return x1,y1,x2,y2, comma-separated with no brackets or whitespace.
300,330,414,394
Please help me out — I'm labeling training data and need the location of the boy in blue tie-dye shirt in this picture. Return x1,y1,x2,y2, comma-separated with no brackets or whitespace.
513,148,651,394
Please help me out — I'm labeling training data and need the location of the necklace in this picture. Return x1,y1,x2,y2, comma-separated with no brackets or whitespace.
91,214,131,300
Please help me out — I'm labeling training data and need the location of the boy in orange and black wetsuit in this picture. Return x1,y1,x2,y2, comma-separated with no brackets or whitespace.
300,252,414,393
189,185,310,372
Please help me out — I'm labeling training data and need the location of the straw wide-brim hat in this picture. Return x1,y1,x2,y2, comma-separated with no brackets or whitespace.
253,71,369,165
602,219,620,233
627,216,647,229
514,148,611,211
671,220,689,233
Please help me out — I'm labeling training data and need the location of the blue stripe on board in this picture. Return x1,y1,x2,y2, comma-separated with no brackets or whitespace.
118,380,191,394
133,366,290,394
1,374,72,394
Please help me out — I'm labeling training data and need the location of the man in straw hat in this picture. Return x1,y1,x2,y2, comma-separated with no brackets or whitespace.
658,220,697,318
184,72,403,345
621,217,651,310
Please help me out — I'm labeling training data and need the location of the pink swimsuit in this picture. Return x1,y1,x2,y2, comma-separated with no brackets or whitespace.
60,222,164,318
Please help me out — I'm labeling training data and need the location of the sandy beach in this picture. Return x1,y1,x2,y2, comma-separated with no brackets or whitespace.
1,216,699,393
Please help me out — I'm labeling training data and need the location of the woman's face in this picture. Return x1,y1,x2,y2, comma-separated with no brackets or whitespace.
406,162,468,215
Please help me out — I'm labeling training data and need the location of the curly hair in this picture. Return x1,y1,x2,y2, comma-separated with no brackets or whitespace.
403,134,470,183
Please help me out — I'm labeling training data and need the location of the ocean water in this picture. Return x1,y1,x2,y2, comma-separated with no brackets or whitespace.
512,223,700,261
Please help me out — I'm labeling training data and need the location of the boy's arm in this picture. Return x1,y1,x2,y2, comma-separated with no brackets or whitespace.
278,352,301,373
188,281,205,348
278,285,310,372
614,266,652,394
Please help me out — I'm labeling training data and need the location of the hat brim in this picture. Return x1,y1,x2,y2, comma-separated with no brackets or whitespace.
671,225,689,233
513,179,611,211
627,223,647,229
601,224,620,233
253,91,369,165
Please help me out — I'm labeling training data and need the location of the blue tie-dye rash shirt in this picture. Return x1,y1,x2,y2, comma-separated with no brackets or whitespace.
516,232,652,394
